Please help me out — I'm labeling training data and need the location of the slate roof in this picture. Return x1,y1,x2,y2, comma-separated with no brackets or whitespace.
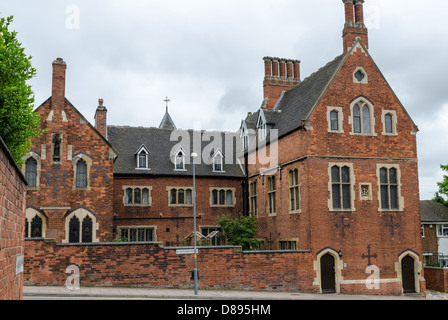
243,54,344,139
107,126,245,178
421,200,448,223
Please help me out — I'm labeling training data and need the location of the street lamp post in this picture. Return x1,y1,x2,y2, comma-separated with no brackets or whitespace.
191,152,199,295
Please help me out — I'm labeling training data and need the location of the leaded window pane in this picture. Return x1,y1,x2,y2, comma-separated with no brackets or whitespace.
130,229,137,242
362,105,371,133
332,185,341,209
142,188,149,204
76,159,87,188
380,168,388,184
82,216,92,243
294,187,300,210
342,185,351,209
390,186,398,209
341,166,350,183
331,166,340,183
138,229,145,242
212,189,218,205
25,158,37,187
138,153,147,168
126,188,133,204
381,185,389,209
385,114,393,133
186,189,192,204
146,229,153,241
31,215,42,237
134,188,141,204
389,168,397,184
218,190,224,205
170,189,177,204
69,216,80,243
226,190,233,205
353,105,361,133
178,189,185,204
330,110,339,131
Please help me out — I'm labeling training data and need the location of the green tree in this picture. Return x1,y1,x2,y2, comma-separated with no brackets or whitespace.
217,214,260,251
432,164,448,207
0,15,42,166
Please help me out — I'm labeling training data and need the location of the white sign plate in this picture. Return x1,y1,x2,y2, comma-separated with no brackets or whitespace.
15,255,24,275
176,249,198,255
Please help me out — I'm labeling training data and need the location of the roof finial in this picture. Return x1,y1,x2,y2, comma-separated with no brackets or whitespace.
163,96,170,113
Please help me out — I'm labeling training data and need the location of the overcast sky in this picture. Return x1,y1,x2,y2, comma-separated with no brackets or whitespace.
2,0,447,200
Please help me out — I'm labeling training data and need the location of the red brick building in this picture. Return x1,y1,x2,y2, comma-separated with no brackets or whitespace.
24,58,118,243
239,0,424,294
24,60,245,246
23,0,424,296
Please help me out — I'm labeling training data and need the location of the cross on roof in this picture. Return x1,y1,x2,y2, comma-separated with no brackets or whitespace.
164,96,170,112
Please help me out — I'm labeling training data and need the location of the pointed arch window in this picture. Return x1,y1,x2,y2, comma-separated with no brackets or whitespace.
76,159,87,188
351,99,375,135
82,216,93,243
69,216,80,243
25,157,37,187
30,215,43,238
330,110,339,131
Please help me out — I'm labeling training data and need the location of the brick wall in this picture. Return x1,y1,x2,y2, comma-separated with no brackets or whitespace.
424,267,448,293
24,240,316,292
0,137,27,300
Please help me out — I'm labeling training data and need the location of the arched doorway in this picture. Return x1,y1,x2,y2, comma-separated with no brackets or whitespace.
321,253,336,293
401,255,416,293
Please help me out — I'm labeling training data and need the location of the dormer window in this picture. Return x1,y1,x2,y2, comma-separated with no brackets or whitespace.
212,149,224,172
239,121,249,151
174,147,187,171
135,145,150,170
259,122,267,141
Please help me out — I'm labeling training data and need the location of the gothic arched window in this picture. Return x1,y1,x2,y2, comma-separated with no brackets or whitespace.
30,215,43,237
25,157,37,187
82,216,93,243
69,216,80,243
76,159,87,188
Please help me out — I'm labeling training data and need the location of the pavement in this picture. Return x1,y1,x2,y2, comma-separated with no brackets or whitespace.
22,285,446,300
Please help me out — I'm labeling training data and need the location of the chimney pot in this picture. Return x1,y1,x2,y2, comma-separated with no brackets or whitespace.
51,57,67,111
263,57,301,110
95,98,108,138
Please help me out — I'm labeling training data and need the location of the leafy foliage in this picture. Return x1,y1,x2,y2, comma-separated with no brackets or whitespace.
0,15,42,166
217,214,260,250
432,164,448,207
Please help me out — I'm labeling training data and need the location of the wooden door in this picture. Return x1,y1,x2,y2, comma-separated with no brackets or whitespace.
321,253,336,293
401,255,416,293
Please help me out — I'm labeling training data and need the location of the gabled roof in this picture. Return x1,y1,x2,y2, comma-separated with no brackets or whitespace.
242,38,419,144
421,200,448,223
34,97,119,158
158,109,177,130
107,126,245,178
270,54,344,138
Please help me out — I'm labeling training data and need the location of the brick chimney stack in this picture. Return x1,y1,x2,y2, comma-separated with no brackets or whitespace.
51,58,67,111
263,57,301,110
95,98,108,138
342,0,368,54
